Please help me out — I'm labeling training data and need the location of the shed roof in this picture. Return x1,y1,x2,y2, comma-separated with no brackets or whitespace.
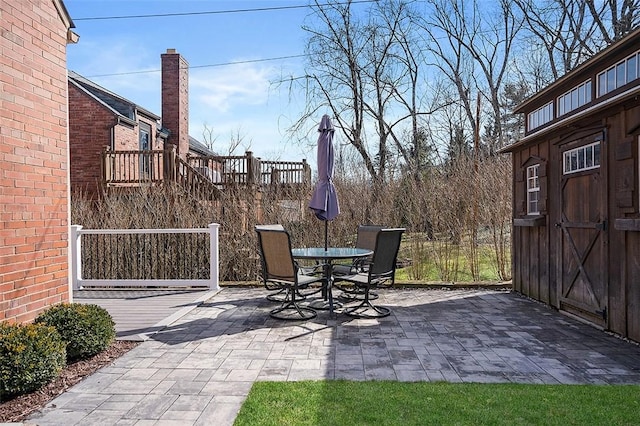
514,27,640,114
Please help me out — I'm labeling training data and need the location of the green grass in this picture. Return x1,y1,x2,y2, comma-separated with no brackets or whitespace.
234,381,640,425
395,242,509,282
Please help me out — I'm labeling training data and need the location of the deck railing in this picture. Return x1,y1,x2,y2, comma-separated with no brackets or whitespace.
70,224,220,290
102,147,311,190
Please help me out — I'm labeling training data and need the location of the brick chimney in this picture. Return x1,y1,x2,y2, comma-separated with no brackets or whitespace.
161,48,189,158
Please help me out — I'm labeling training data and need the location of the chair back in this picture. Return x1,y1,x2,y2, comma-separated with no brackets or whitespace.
369,228,405,281
355,225,383,251
255,225,296,282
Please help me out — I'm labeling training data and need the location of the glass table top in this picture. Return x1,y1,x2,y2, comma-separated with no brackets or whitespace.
291,247,372,259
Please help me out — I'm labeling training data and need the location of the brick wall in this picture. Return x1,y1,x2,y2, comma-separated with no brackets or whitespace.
1,1,73,323
161,49,189,158
68,82,115,196
69,81,165,195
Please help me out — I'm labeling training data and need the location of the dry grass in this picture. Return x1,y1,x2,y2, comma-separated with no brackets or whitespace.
72,155,512,282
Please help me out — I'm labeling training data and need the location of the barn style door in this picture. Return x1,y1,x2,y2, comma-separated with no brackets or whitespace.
557,132,608,327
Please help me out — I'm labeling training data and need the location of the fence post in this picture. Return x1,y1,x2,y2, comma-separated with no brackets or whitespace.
70,225,82,291
302,158,311,187
246,151,255,185
209,223,220,290
164,144,177,182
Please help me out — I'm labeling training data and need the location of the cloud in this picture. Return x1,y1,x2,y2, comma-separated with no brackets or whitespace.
190,62,276,113
68,39,161,113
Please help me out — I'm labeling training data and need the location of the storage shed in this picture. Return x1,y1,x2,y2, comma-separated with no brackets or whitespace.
501,28,640,342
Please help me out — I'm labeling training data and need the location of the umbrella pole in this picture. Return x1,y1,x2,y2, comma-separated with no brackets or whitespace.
324,220,328,251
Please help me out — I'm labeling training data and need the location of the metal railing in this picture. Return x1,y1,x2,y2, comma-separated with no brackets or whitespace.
70,224,220,290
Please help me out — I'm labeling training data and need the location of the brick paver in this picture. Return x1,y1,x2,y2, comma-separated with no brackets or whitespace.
27,287,640,425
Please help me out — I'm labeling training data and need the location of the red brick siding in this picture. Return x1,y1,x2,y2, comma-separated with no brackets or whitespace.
161,51,189,158
68,82,115,195
1,0,72,323
69,85,164,194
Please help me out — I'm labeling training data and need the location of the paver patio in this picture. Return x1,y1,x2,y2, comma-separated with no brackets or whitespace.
27,287,640,425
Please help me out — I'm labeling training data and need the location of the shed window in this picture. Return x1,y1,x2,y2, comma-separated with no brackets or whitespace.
597,50,640,96
563,142,600,174
557,80,592,116
527,101,553,131
527,164,540,215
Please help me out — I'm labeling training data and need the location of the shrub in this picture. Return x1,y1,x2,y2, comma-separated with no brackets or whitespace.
35,303,116,361
0,322,66,400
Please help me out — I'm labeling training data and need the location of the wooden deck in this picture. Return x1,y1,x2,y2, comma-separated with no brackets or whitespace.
73,289,215,341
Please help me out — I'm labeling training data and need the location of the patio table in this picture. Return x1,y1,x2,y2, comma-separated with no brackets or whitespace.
292,247,373,317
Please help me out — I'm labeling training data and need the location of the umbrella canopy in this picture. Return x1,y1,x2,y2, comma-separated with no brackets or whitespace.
309,115,340,249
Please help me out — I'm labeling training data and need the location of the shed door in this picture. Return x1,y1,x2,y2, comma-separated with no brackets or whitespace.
557,132,607,327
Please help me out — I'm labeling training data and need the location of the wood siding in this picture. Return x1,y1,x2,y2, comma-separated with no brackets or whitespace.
506,29,640,343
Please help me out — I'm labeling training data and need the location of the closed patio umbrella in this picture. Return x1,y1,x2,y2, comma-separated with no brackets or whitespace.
309,114,340,250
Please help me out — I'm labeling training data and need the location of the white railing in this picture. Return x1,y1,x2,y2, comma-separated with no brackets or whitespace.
70,224,220,290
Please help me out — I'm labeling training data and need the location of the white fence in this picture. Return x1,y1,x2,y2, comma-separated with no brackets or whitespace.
70,224,220,290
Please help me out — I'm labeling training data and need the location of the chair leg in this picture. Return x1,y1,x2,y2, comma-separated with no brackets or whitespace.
266,286,288,302
337,284,379,302
343,287,390,318
269,287,317,320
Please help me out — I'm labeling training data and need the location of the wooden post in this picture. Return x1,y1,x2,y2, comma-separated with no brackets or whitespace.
164,144,177,182
246,151,255,185
101,146,111,186
302,159,311,187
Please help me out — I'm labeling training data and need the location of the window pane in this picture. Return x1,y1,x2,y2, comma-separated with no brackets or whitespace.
558,97,564,116
586,145,593,167
571,151,578,170
577,85,584,106
578,148,585,169
598,73,606,96
607,68,616,91
594,143,601,165
585,81,592,102
571,88,578,108
564,153,570,173
616,63,626,88
627,55,637,81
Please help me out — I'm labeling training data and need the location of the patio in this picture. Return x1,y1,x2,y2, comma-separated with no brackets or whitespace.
29,287,640,425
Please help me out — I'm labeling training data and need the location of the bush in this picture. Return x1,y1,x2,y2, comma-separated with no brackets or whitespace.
0,322,66,400
35,303,116,361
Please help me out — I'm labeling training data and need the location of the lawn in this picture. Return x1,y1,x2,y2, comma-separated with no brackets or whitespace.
234,381,640,425
395,240,510,283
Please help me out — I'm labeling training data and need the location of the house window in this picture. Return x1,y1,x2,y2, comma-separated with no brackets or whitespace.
597,50,640,96
563,142,600,174
527,164,540,215
557,80,592,116
527,101,554,131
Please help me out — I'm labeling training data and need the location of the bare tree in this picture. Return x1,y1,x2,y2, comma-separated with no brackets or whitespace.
416,0,522,154
513,0,640,79
291,0,447,187
200,124,251,156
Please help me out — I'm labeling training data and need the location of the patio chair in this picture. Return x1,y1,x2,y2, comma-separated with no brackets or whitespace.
333,225,383,301
255,225,325,320
333,225,383,275
256,225,325,303
333,228,405,318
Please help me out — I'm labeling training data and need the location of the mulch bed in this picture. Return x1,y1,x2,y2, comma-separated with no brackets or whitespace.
0,340,139,423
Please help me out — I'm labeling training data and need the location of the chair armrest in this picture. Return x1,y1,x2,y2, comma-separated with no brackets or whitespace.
296,261,327,276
